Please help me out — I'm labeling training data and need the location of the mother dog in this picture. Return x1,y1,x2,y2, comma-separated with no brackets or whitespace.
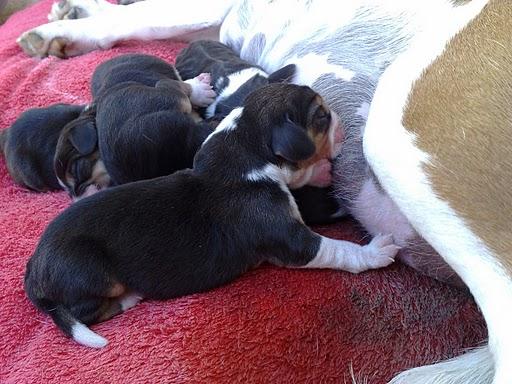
17,1,510,383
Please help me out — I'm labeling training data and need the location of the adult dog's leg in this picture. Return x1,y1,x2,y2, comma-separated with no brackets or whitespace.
365,1,510,383
18,0,236,58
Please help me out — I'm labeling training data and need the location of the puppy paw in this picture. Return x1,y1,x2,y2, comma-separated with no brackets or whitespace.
307,159,332,187
48,0,103,21
362,234,399,270
185,74,217,107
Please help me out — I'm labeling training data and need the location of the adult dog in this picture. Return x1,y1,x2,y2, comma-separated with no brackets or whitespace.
17,1,510,383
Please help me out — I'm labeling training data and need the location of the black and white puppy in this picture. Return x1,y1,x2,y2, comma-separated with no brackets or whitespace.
55,54,216,198
176,41,343,222
175,40,296,119
24,83,398,348
0,103,85,192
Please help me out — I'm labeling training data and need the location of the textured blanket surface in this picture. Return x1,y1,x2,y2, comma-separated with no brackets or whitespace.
0,1,486,383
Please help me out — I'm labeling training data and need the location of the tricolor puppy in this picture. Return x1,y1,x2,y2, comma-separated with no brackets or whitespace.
55,53,216,198
0,103,85,192
176,41,342,221
17,0,510,382
24,83,398,348
53,105,109,199
175,40,296,119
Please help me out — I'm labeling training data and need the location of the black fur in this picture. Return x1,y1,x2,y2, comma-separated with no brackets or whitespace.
54,106,105,198
92,54,213,185
25,84,333,343
1,103,85,192
56,54,214,196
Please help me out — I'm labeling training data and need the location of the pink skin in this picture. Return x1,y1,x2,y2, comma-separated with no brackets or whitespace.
186,73,217,107
307,112,345,188
307,159,332,187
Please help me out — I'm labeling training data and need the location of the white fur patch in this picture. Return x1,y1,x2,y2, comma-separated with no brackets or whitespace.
356,102,370,120
302,234,397,273
205,67,267,118
202,107,243,145
388,346,493,384
71,322,108,348
120,294,143,311
288,53,356,85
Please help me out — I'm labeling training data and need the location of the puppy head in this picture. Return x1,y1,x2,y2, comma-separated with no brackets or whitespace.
54,107,110,200
241,83,344,188
212,64,297,119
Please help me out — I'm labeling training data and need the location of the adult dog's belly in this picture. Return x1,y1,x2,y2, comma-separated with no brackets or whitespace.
219,0,464,287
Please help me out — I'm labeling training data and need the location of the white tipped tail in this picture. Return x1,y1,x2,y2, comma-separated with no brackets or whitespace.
388,346,493,384
71,322,108,348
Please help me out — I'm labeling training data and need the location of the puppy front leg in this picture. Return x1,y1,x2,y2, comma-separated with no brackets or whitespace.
275,225,399,274
18,0,237,58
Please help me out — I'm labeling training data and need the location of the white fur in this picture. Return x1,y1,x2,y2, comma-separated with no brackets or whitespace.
18,0,236,56
201,107,242,145
286,53,355,85
389,346,493,384
302,234,397,273
364,1,512,383
120,294,143,311
205,67,268,118
71,322,108,348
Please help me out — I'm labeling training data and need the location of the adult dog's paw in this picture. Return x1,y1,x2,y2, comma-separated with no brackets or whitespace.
48,0,103,21
18,29,72,58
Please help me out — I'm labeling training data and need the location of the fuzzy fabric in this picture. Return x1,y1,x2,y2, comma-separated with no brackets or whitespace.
0,1,487,383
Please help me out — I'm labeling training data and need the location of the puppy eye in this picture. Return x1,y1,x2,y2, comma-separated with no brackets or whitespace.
314,108,331,125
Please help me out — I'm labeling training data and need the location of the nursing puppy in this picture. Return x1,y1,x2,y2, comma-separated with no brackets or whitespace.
175,40,296,119
0,103,85,192
55,54,216,198
176,41,341,222
25,83,398,348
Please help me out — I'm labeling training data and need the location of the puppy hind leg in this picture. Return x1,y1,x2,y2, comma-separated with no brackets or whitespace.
184,74,217,108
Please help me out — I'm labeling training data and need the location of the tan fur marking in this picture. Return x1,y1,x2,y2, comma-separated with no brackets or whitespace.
107,282,125,297
403,0,512,271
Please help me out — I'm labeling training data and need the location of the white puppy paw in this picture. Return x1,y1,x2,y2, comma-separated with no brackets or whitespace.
362,234,399,270
185,73,217,107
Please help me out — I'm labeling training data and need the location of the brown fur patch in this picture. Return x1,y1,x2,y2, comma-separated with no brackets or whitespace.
403,1,512,272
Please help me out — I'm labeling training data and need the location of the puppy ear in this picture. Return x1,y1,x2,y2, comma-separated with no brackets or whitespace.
69,121,97,155
268,64,296,84
272,120,315,162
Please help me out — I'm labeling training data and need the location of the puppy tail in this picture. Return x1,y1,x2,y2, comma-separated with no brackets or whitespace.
387,345,493,384
34,298,108,348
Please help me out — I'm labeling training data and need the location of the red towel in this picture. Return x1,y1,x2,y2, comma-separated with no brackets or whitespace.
0,2,486,383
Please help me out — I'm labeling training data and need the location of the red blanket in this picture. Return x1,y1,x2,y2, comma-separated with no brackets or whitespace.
0,2,486,383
